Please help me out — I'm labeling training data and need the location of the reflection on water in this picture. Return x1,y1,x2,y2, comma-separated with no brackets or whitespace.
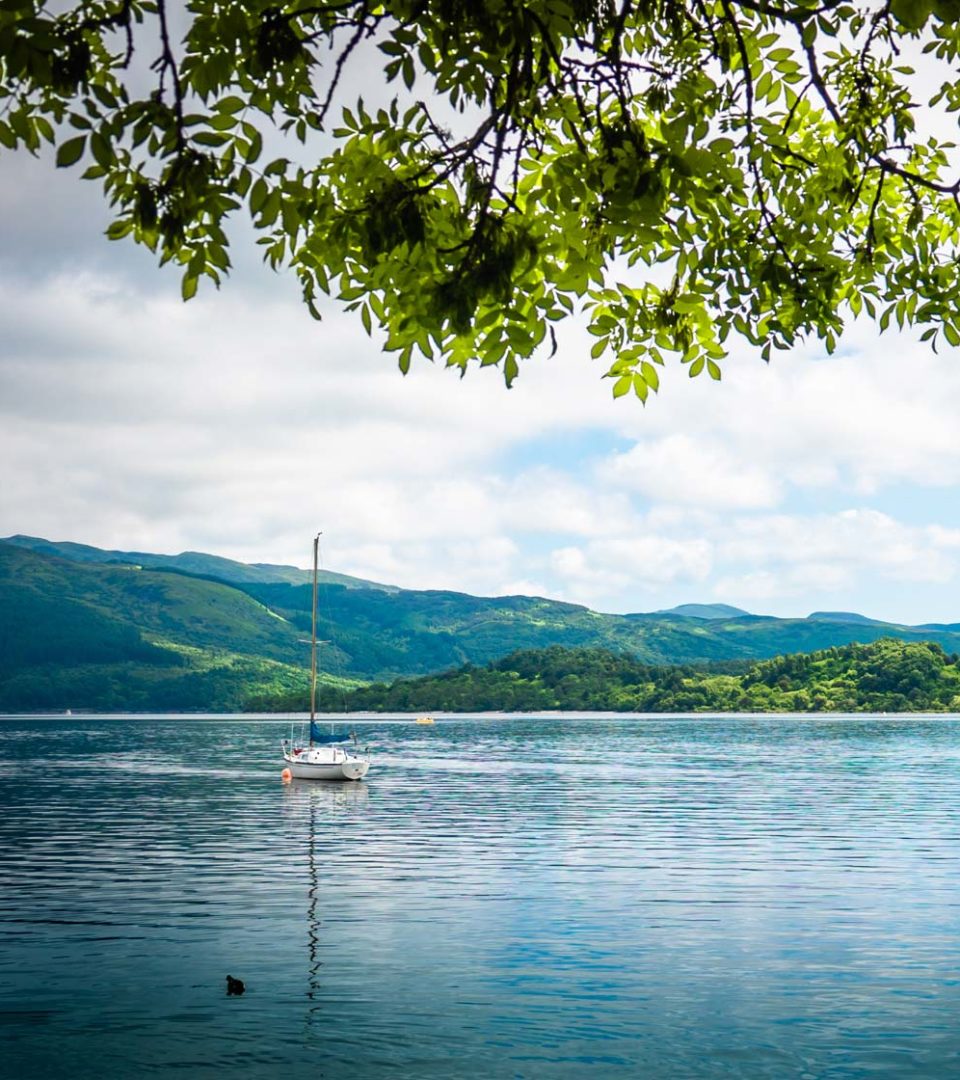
1,714,960,1078
282,780,372,1024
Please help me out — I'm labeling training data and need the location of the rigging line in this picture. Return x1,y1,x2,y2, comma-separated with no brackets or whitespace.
310,531,320,732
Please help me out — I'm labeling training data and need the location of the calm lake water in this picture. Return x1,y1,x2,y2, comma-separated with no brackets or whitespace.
1,714,959,1079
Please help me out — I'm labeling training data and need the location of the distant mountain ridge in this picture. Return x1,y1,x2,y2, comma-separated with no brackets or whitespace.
1,535,958,711
657,603,751,620
805,610,887,626
2,534,395,591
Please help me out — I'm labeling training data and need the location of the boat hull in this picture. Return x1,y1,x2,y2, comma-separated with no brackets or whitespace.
283,744,369,782
286,758,369,781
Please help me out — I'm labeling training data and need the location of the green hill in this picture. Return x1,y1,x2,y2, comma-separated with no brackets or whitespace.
234,581,960,680
3,536,960,711
656,603,750,619
806,610,887,625
0,534,393,591
297,639,960,714
0,543,341,711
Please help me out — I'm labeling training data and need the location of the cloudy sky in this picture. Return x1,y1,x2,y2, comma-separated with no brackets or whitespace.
4,112,960,626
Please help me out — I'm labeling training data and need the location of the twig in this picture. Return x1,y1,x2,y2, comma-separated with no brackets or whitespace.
155,0,184,149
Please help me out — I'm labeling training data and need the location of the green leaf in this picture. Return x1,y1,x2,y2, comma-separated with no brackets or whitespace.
640,361,660,391
105,219,132,241
56,135,87,168
890,0,933,29
245,130,263,164
613,374,632,398
709,138,735,154
193,132,230,147
34,117,55,144
90,131,113,168
249,178,268,214
181,274,199,301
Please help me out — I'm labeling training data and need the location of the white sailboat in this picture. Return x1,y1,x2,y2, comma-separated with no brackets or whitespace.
281,534,370,782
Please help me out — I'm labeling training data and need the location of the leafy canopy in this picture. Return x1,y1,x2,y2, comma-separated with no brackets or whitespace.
4,0,960,398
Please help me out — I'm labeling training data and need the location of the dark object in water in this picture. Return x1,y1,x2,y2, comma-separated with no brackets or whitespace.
226,975,245,996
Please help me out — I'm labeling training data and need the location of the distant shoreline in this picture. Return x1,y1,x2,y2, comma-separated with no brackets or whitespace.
3,711,959,721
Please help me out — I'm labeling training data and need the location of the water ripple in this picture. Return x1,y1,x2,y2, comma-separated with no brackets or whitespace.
1,714,959,1078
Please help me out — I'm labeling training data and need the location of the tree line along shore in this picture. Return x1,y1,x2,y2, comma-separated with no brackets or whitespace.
252,639,960,715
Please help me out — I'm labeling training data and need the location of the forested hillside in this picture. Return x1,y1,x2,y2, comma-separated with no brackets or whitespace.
236,579,960,679
0,543,320,710
4,536,960,712
298,640,960,714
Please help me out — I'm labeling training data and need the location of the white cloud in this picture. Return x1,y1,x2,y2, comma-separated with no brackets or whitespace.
485,468,643,540
714,564,854,605
0,266,645,600
7,164,960,625
496,577,552,599
713,571,785,603
549,534,713,607
609,322,960,503
718,510,958,585
603,434,782,509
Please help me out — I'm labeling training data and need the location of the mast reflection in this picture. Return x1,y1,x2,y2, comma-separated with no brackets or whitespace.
282,780,371,1019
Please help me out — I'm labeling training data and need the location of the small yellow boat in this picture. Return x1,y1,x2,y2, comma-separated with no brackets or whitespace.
415,715,435,725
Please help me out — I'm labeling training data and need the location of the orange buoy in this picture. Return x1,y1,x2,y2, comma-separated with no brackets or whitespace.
281,768,292,782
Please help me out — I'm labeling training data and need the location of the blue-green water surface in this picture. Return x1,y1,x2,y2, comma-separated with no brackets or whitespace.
1,714,959,1079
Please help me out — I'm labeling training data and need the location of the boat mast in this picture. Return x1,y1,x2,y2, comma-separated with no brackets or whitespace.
309,532,320,745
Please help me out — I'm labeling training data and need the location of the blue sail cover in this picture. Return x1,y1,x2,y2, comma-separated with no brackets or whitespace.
310,722,351,744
